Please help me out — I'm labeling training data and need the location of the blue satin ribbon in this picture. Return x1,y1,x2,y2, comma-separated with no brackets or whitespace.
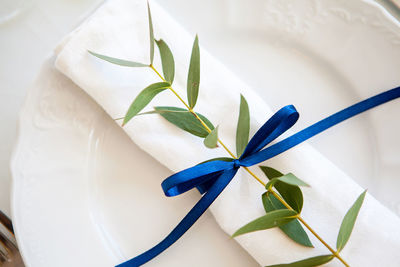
117,86,400,267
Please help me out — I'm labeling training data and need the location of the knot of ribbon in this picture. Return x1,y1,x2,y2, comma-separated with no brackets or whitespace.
232,159,242,168
118,87,400,267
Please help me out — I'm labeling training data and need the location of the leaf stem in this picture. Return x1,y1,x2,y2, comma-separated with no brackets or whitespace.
148,64,350,267
150,64,192,110
150,64,237,158
270,190,349,267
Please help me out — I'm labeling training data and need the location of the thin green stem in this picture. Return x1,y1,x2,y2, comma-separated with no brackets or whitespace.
148,64,350,267
150,64,237,158
270,190,349,267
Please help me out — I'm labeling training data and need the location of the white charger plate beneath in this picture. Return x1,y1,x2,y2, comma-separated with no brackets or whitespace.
11,0,400,266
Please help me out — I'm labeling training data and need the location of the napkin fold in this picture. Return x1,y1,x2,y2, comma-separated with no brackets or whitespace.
54,0,400,266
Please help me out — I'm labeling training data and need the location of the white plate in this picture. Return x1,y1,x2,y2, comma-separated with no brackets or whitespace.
11,0,400,266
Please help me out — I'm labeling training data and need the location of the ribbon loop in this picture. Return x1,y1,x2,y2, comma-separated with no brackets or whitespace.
240,105,299,159
161,160,235,197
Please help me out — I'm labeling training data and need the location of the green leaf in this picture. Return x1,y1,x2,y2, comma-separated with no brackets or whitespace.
197,157,233,165
336,190,367,252
88,51,148,67
260,166,304,213
187,35,200,108
262,192,313,247
156,39,175,83
236,94,250,157
122,82,171,126
262,192,287,213
266,173,309,190
147,1,154,64
265,255,334,267
154,106,214,137
204,126,219,148
260,166,284,179
232,209,297,238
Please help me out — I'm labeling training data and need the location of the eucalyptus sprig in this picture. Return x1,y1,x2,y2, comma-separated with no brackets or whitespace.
88,2,367,266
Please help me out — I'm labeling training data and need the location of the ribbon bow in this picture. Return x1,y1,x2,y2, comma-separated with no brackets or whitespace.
118,87,400,267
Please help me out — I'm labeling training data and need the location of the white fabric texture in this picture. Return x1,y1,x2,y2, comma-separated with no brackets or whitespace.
54,0,400,266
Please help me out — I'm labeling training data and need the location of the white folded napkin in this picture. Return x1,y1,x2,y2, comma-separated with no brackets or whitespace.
54,0,400,266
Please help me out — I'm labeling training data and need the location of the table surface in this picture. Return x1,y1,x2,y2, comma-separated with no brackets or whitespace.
1,0,399,219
